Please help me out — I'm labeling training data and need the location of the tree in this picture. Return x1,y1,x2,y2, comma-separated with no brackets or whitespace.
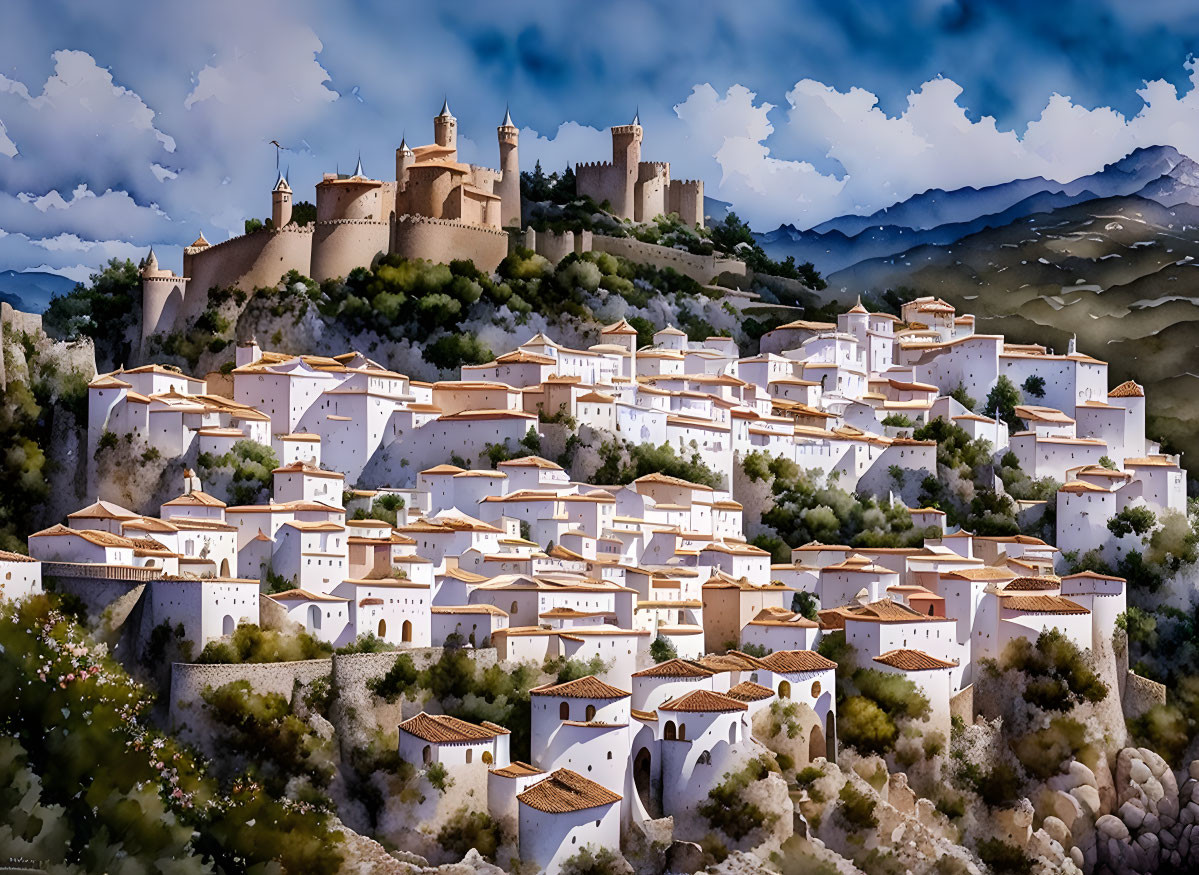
791,591,819,621
650,636,678,663
949,384,977,412
984,376,1022,430
1108,506,1157,540
1021,374,1046,399
292,200,317,226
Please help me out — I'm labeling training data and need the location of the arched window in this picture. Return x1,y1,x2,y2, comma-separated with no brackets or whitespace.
378,618,387,638
678,723,687,741
778,680,792,699
422,745,432,764
402,620,412,643
585,704,596,722
466,749,472,764
664,720,677,741
307,605,321,631
510,601,519,614
560,702,570,721
482,751,493,765
811,680,821,698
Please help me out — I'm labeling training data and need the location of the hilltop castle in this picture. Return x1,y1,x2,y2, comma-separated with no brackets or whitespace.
574,113,704,227
141,102,520,346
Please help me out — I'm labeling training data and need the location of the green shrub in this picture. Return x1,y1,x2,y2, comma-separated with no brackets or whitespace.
195,623,332,664
426,761,452,792
437,807,503,860
836,782,878,830
559,845,629,875
976,838,1032,875
650,635,678,663
699,756,779,840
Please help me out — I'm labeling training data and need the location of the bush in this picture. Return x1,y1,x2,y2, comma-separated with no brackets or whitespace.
839,696,898,755
976,838,1032,875
836,782,878,829
369,652,421,702
699,756,779,841
195,623,332,664
426,761,452,792
560,845,629,875
337,632,396,654
650,635,678,663
437,807,503,861
1002,629,1108,712
1108,506,1157,539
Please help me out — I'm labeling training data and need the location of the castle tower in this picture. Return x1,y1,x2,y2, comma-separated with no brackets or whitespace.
139,246,189,352
497,106,521,229
610,111,643,221
434,99,457,157
395,136,415,188
272,170,293,228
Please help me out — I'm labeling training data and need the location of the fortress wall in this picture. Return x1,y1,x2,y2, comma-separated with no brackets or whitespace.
331,647,498,736
393,215,509,273
317,181,387,222
526,228,577,263
668,179,705,228
589,234,730,284
636,171,668,223
183,227,314,322
310,220,390,283
140,276,187,342
1122,670,1166,722
575,162,625,212
1,302,43,337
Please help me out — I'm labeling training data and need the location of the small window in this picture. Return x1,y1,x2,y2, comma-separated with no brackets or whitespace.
811,681,821,697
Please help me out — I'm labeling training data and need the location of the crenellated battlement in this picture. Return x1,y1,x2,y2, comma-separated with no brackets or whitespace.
394,214,509,238
575,160,617,171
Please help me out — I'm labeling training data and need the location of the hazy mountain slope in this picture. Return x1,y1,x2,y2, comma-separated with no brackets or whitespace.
825,194,1199,470
0,270,77,313
755,146,1193,276
816,145,1186,235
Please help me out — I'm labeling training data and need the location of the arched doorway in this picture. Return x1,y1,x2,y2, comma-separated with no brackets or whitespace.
402,620,412,643
664,721,677,741
633,747,657,815
222,615,235,636
378,618,387,637
307,605,321,631
220,558,230,577
778,680,792,699
585,704,596,722
560,702,570,720
825,711,837,763
678,723,687,741
809,722,825,763
422,745,431,764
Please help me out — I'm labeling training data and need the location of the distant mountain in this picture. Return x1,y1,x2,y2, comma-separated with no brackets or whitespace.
822,193,1199,473
755,146,1193,275
0,270,77,313
704,195,733,226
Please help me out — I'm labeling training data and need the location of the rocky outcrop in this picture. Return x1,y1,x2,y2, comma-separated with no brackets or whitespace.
1093,747,1199,874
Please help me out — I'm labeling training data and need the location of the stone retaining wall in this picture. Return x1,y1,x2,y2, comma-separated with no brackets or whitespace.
1122,670,1166,722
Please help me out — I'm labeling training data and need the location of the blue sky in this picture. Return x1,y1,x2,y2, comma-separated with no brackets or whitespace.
2,0,1199,280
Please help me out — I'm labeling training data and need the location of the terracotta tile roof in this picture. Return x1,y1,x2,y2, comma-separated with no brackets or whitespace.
490,761,545,779
0,549,36,562
820,598,937,629
1002,576,1060,592
517,768,622,813
1061,571,1126,582
530,676,630,699
398,712,508,743
631,659,715,679
873,649,957,670
267,588,348,603
633,472,714,492
659,689,748,713
631,708,658,721
1001,595,1089,614
1109,380,1144,398
725,681,776,702
755,650,837,674
431,605,509,616
161,490,227,508
695,651,764,672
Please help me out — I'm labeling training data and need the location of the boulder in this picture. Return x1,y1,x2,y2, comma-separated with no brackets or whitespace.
665,841,705,874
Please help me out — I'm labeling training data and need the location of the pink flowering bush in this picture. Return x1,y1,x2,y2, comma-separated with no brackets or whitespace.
0,594,344,872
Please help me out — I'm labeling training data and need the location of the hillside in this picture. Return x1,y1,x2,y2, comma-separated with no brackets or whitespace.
755,145,1199,275
826,194,1199,468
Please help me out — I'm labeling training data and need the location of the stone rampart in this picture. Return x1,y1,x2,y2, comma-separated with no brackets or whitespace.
184,225,314,316
392,215,509,274
169,657,332,736
1122,670,1167,722
589,234,746,284
310,219,390,283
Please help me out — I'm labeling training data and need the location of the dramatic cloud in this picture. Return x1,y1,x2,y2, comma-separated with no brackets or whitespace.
6,1,1199,280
